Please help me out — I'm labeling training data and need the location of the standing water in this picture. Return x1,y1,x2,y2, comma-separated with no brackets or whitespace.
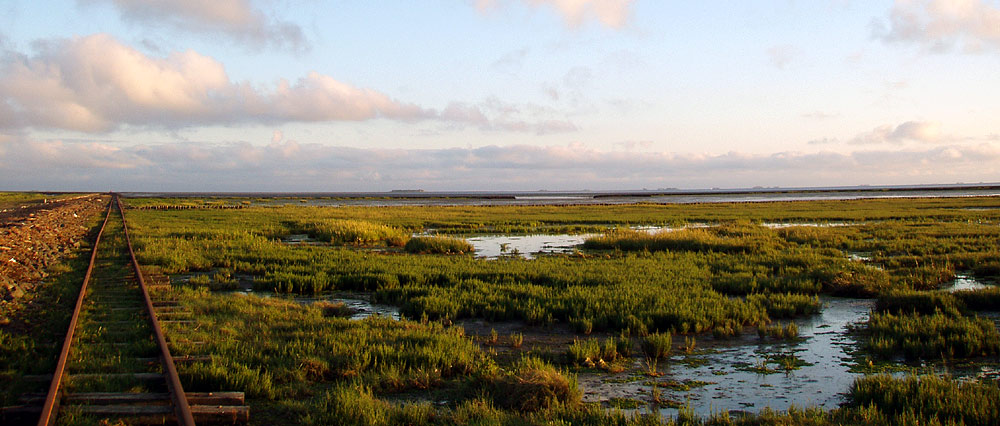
578,297,873,417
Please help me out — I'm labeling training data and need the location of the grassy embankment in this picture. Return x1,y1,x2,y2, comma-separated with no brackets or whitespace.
0,192,89,210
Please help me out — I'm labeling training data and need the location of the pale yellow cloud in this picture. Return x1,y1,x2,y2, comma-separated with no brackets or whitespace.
850,121,945,144
6,136,1000,191
878,0,1000,52
0,34,427,132
83,0,306,50
0,34,577,134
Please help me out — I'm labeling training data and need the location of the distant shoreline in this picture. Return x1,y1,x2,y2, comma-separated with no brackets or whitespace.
115,182,1000,199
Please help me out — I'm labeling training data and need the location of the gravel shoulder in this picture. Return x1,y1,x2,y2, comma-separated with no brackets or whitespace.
0,194,108,321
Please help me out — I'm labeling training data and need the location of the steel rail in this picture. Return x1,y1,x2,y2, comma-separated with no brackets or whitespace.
37,195,196,425
37,196,113,426
115,196,196,426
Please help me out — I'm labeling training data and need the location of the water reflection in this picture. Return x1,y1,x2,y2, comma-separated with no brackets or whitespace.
578,297,873,416
466,234,592,259
941,274,995,292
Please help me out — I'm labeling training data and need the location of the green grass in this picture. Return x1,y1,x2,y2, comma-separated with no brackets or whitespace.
404,236,475,254
489,357,582,412
844,374,1000,425
566,337,626,368
875,290,966,317
289,373,1000,425
123,197,1000,336
169,288,491,399
295,218,409,246
954,287,1000,311
123,195,1000,233
104,195,1000,423
862,311,1000,360
757,322,799,340
640,332,672,360
861,289,1000,360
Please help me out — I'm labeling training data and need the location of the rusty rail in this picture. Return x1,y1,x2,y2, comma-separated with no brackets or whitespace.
36,197,113,426
36,194,196,426
115,196,196,426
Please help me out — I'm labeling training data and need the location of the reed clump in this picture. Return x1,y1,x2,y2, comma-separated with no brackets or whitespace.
954,287,1000,311
758,322,799,340
300,218,409,246
875,290,965,317
566,338,621,368
489,357,581,412
404,236,474,254
844,374,1000,425
748,292,821,318
863,311,1000,359
640,332,672,361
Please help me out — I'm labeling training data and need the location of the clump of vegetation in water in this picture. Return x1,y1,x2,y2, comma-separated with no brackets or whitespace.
297,218,409,246
404,236,474,254
758,322,799,340
566,337,626,371
171,288,490,400
487,357,581,412
859,288,1000,360
954,287,1000,311
640,332,672,361
875,290,965,317
861,311,1000,360
843,374,1000,425
748,292,821,318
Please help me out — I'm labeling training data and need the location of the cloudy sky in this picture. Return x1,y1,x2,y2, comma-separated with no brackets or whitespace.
1,0,998,191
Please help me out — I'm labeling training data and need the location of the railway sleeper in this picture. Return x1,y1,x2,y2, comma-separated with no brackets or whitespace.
18,391,245,406
136,355,213,364
2,403,249,425
154,306,191,312
22,373,166,382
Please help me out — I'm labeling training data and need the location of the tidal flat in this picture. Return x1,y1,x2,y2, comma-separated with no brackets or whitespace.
5,195,1000,424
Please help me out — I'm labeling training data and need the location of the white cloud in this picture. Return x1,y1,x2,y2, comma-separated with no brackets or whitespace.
82,0,306,51
476,0,636,29
4,135,999,191
850,121,944,144
0,34,574,134
439,98,578,134
876,0,1000,52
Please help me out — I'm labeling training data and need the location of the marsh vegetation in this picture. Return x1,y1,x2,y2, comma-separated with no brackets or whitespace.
5,195,999,424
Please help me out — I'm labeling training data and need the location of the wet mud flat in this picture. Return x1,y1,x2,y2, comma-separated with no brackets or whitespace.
463,223,857,260
288,293,402,321
165,224,1000,420
450,298,866,415
458,293,997,419
572,297,873,416
171,269,403,321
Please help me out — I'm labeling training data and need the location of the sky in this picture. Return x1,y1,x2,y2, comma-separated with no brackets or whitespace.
1,0,999,192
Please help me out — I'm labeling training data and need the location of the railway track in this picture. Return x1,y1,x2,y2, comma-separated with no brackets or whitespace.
2,195,248,425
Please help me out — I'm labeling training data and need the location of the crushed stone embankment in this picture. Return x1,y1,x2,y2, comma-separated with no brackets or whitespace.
0,195,107,317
